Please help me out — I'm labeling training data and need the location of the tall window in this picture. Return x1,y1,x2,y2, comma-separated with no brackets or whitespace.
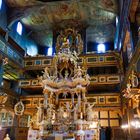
116,16,118,26
97,44,105,53
47,47,53,56
0,0,2,9
17,22,22,35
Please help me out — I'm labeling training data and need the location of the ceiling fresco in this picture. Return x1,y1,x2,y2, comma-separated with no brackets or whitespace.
86,24,115,43
30,30,53,47
5,0,118,46
5,0,41,7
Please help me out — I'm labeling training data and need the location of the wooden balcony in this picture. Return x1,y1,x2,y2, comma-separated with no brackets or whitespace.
24,55,53,70
90,74,121,85
0,38,24,67
84,53,118,67
24,52,120,70
18,74,121,88
19,79,40,88
20,93,120,109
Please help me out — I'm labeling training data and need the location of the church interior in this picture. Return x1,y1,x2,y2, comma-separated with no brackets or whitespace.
0,0,140,140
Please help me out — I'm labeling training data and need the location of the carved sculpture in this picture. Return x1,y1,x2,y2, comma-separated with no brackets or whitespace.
130,70,138,88
0,92,8,105
14,101,24,115
37,105,43,123
4,134,10,140
123,70,139,98
56,29,83,54
86,103,95,121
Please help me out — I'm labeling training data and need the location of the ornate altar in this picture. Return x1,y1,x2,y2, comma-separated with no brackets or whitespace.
29,29,99,140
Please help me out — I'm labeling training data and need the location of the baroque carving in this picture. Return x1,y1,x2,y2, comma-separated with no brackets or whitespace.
14,101,24,116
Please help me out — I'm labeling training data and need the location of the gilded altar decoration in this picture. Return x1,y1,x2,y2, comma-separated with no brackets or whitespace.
56,28,83,54
2,57,8,65
129,70,138,88
14,101,24,115
35,28,98,137
39,29,89,101
123,70,139,98
0,91,8,105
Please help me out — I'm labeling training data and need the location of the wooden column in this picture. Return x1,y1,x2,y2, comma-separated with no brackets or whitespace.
0,58,3,87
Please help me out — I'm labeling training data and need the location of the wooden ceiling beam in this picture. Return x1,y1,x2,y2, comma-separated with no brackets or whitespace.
129,0,139,22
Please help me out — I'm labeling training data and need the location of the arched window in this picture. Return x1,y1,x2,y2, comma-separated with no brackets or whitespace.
97,44,105,53
17,22,22,35
48,47,53,56
0,0,2,10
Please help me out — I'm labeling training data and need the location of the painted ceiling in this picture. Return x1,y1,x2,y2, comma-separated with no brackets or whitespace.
5,0,118,47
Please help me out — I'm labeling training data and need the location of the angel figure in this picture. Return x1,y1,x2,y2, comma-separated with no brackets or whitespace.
47,104,55,121
65,70,69,79
75,32,83,54
126,83,131,94
85,74,90,85
4,134,10,140
73,105,78,121
65,102,72,119
56,31,64,53
70,104,78,121
74,66,83,78
130,70,138,87
66,102,70,112
57,106,64,119
43,67,50,79
44,94,48,108
37,75,42,84
86,103,95,121
73,50,79,60
37,105,43,123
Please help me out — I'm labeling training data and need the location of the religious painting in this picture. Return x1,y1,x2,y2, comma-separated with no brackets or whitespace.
19,0,118,30
100,0,118,12
6,0,39,7
79,0,117,25
5,0,118,49
47,1,80,24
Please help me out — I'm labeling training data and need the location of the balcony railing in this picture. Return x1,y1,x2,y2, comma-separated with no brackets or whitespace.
24,56,53,69
90,74,121,84
20,94,120,109
19,74,121,88
24,52,120,69
0,38,24,67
